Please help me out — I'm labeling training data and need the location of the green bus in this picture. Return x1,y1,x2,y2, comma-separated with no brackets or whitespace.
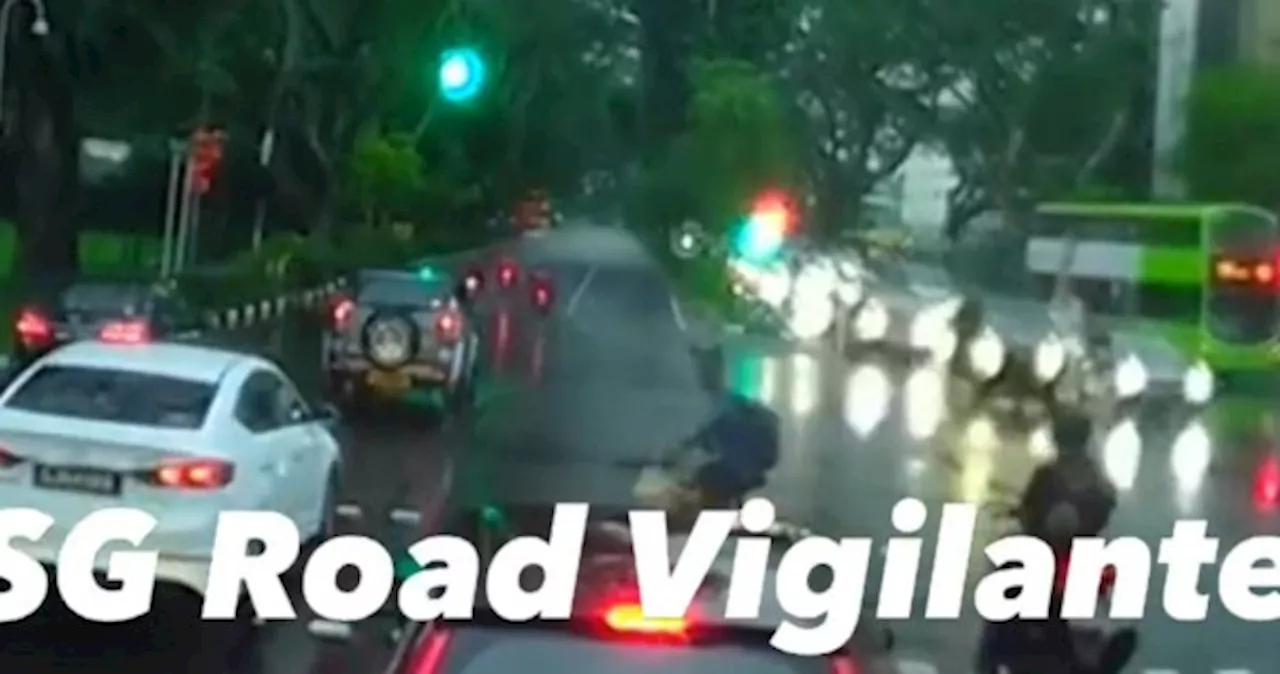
1024,202,1280,376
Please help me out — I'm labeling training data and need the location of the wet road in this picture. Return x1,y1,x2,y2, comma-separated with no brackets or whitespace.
3,226,1275,673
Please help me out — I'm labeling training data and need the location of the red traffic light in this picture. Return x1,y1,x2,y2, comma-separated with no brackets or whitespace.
189,127,226,196
749,190,794,234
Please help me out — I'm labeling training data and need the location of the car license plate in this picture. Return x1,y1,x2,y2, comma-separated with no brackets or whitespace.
33,464,121,496
367,370,412,391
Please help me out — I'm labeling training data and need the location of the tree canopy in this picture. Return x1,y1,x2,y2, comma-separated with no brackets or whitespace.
0,0,1181,272
1180,65,1280,210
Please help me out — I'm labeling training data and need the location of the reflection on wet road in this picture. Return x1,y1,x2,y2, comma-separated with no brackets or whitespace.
3,226,1277,673
726,340,1280,672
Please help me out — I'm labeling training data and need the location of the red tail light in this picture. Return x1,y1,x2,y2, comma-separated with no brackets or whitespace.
149,459,234,489
498,261,517,287
1255,454,1280,511
15,307,52,348
99,320,150,344
435,310,462,342
830,656,858,674
331,297,355,329
408,629,453,674
531,279,553,309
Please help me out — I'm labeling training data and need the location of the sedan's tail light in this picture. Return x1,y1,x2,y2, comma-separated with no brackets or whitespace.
99,320,150,344
147,459,234,489
497,261,518,288
532,283,552,309
15,307,52,348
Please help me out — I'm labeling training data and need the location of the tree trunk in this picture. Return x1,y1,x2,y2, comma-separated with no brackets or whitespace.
11,35,77,283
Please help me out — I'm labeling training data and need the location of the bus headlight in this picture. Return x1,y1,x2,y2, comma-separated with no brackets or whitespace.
1182,361,1214,405
853,300,888,340
1113,355,1148,399
967,327,1005,380
1033,337,1066,382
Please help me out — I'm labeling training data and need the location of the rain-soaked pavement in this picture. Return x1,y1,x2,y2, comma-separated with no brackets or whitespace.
2,225,1275,673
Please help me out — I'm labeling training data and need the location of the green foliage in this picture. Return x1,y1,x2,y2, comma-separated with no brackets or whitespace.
344,132,426,223
933,0,1156,235
634,58,798,244
1180,66,1280,208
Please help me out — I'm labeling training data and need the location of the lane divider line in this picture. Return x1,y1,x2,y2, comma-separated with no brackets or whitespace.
565,264,599,316
669,294,687,332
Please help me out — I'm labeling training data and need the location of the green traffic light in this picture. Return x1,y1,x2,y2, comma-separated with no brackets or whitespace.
731,216,785,263
438,47,487,103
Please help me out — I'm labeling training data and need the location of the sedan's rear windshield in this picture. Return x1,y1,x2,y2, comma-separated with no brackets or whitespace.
430,629,831,674
62,284,151,315
4,365,215,428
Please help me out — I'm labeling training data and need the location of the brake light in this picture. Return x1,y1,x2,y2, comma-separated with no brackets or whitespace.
830,656,858,674
603,603,687,636
99,320,150,344
15,308,51,347
498,261,517,287
435,310,462,342
150,459,234,489
331,298,354,329
1255,454,1280,512
408,630,453,674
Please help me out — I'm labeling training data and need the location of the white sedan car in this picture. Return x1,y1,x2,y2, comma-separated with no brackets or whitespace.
0,340,341,605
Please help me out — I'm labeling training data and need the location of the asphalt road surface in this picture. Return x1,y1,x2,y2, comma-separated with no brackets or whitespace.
3,226,1273,674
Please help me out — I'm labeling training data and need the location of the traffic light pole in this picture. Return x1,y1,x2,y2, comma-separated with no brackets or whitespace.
159,140,183,277
172,148,197,274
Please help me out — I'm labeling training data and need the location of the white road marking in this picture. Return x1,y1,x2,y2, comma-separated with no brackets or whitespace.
565,264,599,316
669,294,687,331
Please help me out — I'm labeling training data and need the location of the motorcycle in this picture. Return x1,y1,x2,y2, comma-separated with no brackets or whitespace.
975,500,1136,674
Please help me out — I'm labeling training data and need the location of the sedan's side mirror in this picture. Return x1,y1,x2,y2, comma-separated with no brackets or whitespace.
312,403,341,427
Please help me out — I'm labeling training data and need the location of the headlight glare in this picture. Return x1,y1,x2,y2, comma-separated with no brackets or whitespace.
968,328,1005,380
854,300,889,340
1182,360,1214,405
1113,355,1148,399
1033,336,1066,382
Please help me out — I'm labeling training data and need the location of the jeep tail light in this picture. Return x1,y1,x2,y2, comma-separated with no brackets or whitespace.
331,297,355,329
435,310,462,343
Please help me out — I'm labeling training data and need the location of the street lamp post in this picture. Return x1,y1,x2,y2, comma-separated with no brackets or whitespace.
0,0,49,120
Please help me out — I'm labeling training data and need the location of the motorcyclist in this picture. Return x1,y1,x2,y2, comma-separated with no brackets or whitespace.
679,342,781,508
1018,412,1117,549
977,412,1132,674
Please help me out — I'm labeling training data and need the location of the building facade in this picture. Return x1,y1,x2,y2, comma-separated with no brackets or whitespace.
1200,0,1280,64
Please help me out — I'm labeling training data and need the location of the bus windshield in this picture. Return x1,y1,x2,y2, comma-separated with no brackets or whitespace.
1206,209,1280,344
